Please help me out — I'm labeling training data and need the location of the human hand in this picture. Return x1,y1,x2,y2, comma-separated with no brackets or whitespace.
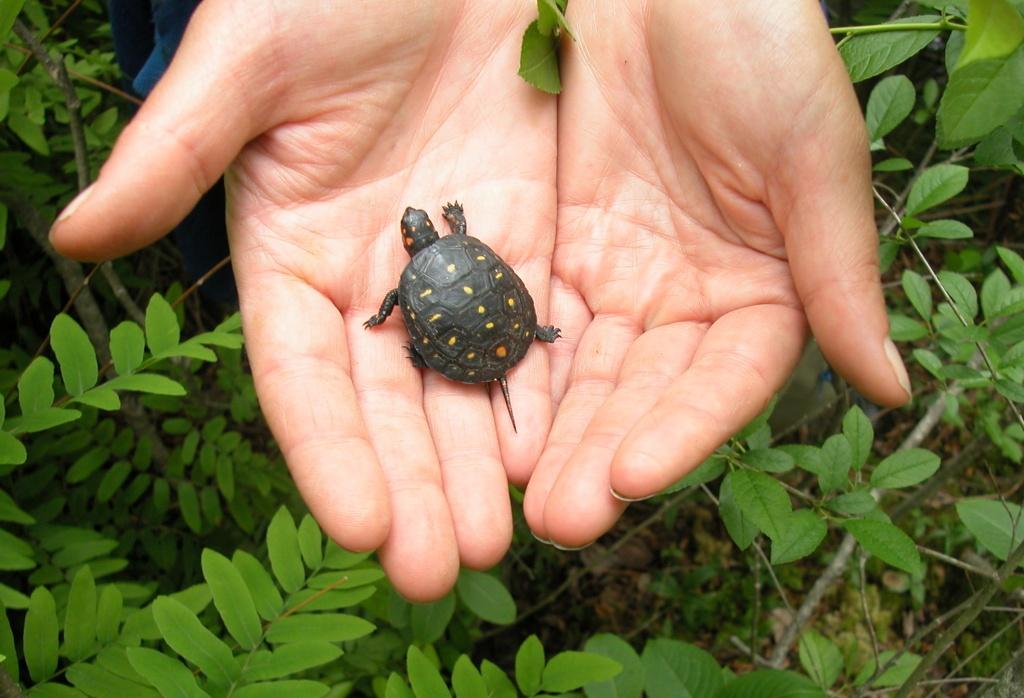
524,0,912,547
49,0,556,600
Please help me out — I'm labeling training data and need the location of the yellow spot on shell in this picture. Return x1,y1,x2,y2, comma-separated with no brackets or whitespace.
447,263,456,272
524,330,531,337
477,305,486,314
463,286,473,295
476,255,486,261
495,272,503,280
410,312,416,320
422,338,429,344
507,298,515,307
467,352,476,359
468,370,476,376
425,219,433,227
485,322,495,329
429,313,442,322
513,322,520,329
448,336,458,346
404,236,414,246
419,289,433,298
495,345,507,358
409,225,417,232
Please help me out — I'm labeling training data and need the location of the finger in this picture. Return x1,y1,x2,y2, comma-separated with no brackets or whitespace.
422,372,512,570
50,2,263,260
346,308,460,602
238,271,391,553
611,305,806,498
542,323,704,548
522,314,639,541
774,44,911,408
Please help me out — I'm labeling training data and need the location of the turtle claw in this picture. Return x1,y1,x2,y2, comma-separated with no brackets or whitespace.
442,201,467,235
404,342,427,368
535,325,561,343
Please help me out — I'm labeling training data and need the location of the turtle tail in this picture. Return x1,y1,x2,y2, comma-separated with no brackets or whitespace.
498,376,517,433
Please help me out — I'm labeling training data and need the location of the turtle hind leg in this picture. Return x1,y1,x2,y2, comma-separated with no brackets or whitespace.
497,375,517,433
363,288,400,329
404,341,427,368
442,201,467,236
535,324,561,343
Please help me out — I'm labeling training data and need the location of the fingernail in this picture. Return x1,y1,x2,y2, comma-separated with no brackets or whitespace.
883,337,912,400
610,486,652,503
530,530,552,545
54,184,95,227
552,540,592,552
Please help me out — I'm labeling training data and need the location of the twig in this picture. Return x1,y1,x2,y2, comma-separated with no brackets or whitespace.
13,19,89,190
100,262,146,325
859,551,882,671
894,537,1024,697
923,610,1024,698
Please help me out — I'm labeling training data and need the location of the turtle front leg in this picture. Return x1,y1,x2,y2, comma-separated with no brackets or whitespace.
404,341,427,368
442,201,467,236
535,324,561,343
363,288,400,329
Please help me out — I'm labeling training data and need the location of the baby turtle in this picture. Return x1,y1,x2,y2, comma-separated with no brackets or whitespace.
363,202,560,431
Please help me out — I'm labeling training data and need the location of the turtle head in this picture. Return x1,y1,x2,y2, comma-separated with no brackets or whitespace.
401,207,439,256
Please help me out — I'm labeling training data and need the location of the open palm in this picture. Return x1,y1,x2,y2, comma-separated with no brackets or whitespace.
50,0,556,600
524,0,911,547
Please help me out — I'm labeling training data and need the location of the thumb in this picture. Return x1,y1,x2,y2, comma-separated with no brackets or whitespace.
777,79,912,409
50,2,265,261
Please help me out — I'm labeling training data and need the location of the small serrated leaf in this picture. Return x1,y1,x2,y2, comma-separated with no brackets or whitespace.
519,21,561,94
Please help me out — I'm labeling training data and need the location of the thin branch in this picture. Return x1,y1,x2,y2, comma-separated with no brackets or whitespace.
924,611,1024,698
13,19,89,190
859,551,882,671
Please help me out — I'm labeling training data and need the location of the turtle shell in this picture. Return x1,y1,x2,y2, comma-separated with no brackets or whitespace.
397,234,537,383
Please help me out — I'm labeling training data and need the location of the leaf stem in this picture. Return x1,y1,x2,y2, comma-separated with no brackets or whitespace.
830,19,966,36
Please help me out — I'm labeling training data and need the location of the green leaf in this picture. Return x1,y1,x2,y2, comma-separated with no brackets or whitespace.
104,373,186,396
519,21,561,94
24,587,58,683
873,157,913,172
241,642,343,681
901,270,933,324
537,0,573,38
456,569,516,625
66,662,159,698
0,489,33,525
843,405,874,471
407,645,452,698
126,647,210,698
718,669,826,697
152,595,238,686
770,510,828,565
452,655,488,698
64,566,97,662
841,519,923,575
482,660,517,698
145,294,180,355
516,635,545,696
982,269,1012,321
267,507,305,593
8,111,49,154
386,673,415,698
854,650,922,688
916,219,974,239
839,16,942,82
641,639,723,698
297,515,323,569
71,387,120,411
542,651,621,692
582,634,644,698
866,75,915,140
19,356,55,414
998,245,1024,285
871,449,940,488
887,313,928,342
0,432,26,467
410,592,455,645
178,482,201,533
905,164,970,216
741,449,794,473
819,434,852,494
957,0,1024,67
232,550,284,621
0,203,6,250
725,470,791,541
97,460,131,503
719,473,759,550
50,314,98,396
233,681,329,698
956,498,1024,562
201,549,262,650
0,1,26,43
798,631,843,690
109,322,145,375
264,613,375,643
96,585,123,644
0,601,18,683
828,490,878,516
938,270,979,320
938,46,1024,147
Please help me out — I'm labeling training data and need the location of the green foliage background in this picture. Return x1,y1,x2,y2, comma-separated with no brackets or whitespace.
1,0,1024,696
